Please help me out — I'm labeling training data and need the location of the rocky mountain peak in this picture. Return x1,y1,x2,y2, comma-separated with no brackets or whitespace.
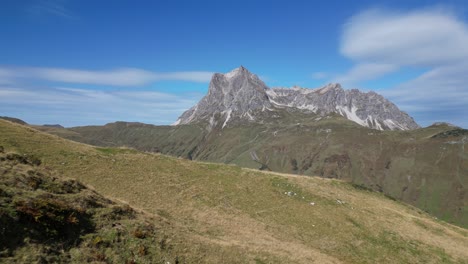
208,66,265,94
223,65,248,79
175,67,420,131
174,66,271,127
317,83,342,93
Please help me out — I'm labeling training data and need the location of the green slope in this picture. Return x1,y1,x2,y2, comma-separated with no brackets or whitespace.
0,149,190,263
2,119,468,263
35,112,468,228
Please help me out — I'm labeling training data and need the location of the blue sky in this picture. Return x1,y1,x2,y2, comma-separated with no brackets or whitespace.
1,0,467,128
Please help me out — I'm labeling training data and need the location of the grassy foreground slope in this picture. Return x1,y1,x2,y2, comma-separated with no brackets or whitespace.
0,150,186,263
39,114,468,228
1,119,468,263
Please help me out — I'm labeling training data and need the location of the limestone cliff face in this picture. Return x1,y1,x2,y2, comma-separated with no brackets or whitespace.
176,66,419,130
175,66,272,128
268,84,419,130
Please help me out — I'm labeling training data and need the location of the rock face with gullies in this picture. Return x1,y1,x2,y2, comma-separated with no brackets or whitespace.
268,84,420,130
175,66,420,130
175,66,272,128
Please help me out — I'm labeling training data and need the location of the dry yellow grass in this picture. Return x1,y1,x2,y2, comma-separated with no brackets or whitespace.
1,119,467,263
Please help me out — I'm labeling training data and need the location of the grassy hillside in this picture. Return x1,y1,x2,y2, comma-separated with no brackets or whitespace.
34,121,206,159
2,119,468,263
0,148,188,263
35,113,468,228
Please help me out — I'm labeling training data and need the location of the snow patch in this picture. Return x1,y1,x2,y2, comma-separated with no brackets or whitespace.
334,105,411,131
296,103,317,112
336,105,407,131
373,118,383,130
269,99,289,108
383,119,408,130
336,105,367,127
209,115,215,127
269,98,318,112
222,109,232,128
365,116,383,130
185,105,199,123
265,89,278,99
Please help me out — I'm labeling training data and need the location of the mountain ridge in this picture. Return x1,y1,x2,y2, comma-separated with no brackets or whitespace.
175,66,419,131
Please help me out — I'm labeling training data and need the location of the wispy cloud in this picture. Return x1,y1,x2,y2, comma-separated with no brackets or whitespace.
336,7,468,86
332,63,398,86
381,61,468,125
0,86,203,127
333,7,468,127
0,69,16,85
341,8,468,66
0,65,213,126
0,67,214,86
27,0,75,19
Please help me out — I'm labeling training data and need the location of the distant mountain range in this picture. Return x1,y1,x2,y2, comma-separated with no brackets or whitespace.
176,66,419,131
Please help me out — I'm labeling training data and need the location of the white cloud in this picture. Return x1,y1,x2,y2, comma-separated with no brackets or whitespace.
33,68,156,86
156,72,214,83
341,8,468,66
0,86,202,127
381,62,468,126
0,67,213,86
332,63,398,86
334,7,468,127
0,69,16,85
0,66,212,126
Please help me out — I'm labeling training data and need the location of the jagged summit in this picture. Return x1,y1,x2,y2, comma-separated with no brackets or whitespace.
175,67,420,130
223,65,248,79
174,66,272,127
268,84,419,130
